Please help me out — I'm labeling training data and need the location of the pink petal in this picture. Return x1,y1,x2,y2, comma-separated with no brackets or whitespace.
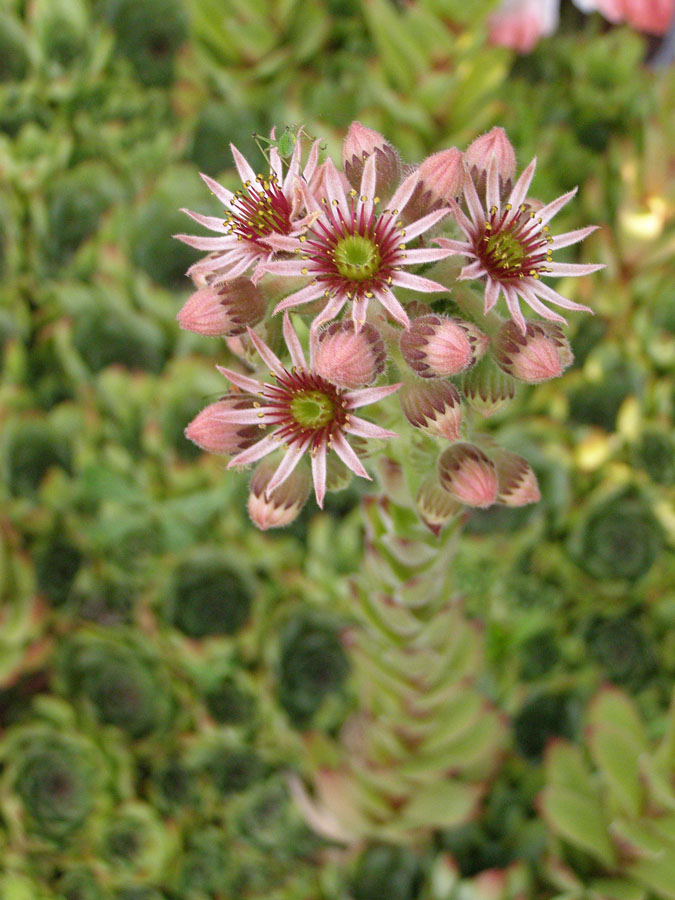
503,286,527,333
230,143,257,185
302,140,321,185
402,208,450,242
260,257,308,276
508,158,537,211
200,173,234,207
269,145,284,182
545,262,604,277
228,434,278,468
208,254,259,281
247,328,286,377
358,153,377,221
262,235,304,253
180,208,230,233
448,199,476,238
351,296,369,331
174,234,236,251
433,237,472,255
309,294,347,330
282,312,307,369
528,280,592,313
537,188,577,225
518,284,567,324
311,444,327,508
549,225,599,251
216,365,265,394
273,282,326,314
402,247,455,264
332,432,370,480
265,440,310,496
345,416,398,440
486,157,500,213
344,383,402,409
389,170,420,215
323,158,350,221
194,405,264,424
463,173,485,224
390,270,447,293
484,277,500,312
373,288,409,328
457,260,486,280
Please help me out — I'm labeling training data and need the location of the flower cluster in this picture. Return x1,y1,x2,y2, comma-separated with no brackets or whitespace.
177,123,602,528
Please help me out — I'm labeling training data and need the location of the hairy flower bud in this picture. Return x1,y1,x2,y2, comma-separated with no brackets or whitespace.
400,315,488,378
405,148,465,219
416,476,464,536
342,121,401,200
437,442,499,508
314,321,386,389
399,380,463,441
177,278,266,337
461,357,516,417
492,448,541,506
464,126,517,200
248,459,311,530
493,320,573,383
185,396,260,455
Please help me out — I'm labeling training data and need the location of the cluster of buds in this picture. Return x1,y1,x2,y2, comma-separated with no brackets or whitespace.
176,122,601,529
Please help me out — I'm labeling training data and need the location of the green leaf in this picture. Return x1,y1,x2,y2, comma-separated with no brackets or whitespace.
540,785,616,868
588,723,645,818
398,780,481,830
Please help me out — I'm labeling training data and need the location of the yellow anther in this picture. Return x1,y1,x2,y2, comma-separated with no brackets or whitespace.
505,204,512,211
301,267,308,275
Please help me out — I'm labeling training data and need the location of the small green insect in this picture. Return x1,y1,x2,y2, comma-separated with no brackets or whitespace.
253,125,319,164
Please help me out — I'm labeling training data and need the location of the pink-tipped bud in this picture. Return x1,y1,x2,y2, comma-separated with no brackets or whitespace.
248,460,311,530
405,148,465,219
342,121,402,200
314,321,386,389
416,476,464,536
400,380,463,442
177,278,266,337
437,442,499,508
493,320,573,384
185,395,260,455
400,315,488,378
492,448,541,506
464,126,517,201
461,357,516,418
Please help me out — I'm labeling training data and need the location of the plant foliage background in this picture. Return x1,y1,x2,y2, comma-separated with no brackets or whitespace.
0,0,673,898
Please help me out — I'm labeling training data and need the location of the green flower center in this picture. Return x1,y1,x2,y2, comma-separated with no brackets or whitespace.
484,230,526,272
290,390,335,428
334,236,381,282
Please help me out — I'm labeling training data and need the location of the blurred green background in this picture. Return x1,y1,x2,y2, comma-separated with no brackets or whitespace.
0,0,673,898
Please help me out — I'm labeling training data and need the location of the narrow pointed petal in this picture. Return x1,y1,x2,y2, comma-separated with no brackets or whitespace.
508,157,537,210
448,199,475,238
457,260,486,280
358,153,377,221
402,207,450,241
265,441,309,496
192,405,264,424
373,288,410,327
303,140,321,185
537,188,577,225
402,247,456,264
528,280,593,313
345,416,398,439
247,328,286,377
309,294,347,330
311,444,327,508
344,383,402,409
518,285,567,324
216,366,264,394
228,434,279,468
180,208,230,233
230,143,258,185
484,277,500,312
273,282,326,314
322,158,350,220
263,234,304,253
434,237,473,255
549,225,599,250
486,157,501,213
545,262,605,277
207,254,258,281
259,257,308,276
463,173,485,224
503,287,527,333
351,296,369,331
200,173,234,206
331,432,370,480
269,145,283,182
174,234,235,251
389,170,420,214
282,313,307,369
391,270,447,293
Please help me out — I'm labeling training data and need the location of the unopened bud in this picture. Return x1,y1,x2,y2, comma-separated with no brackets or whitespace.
342,121,401,200
464,127,517,201
416,476,464,536
177,278,266,337
437,442,499,508
400,380,463,441
314,321,385,389
461,357,516,417
185,396,259,455
492,448,541,506
405,148,465,219
248,459,311,530
400,315,488,378
493,320,573,383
